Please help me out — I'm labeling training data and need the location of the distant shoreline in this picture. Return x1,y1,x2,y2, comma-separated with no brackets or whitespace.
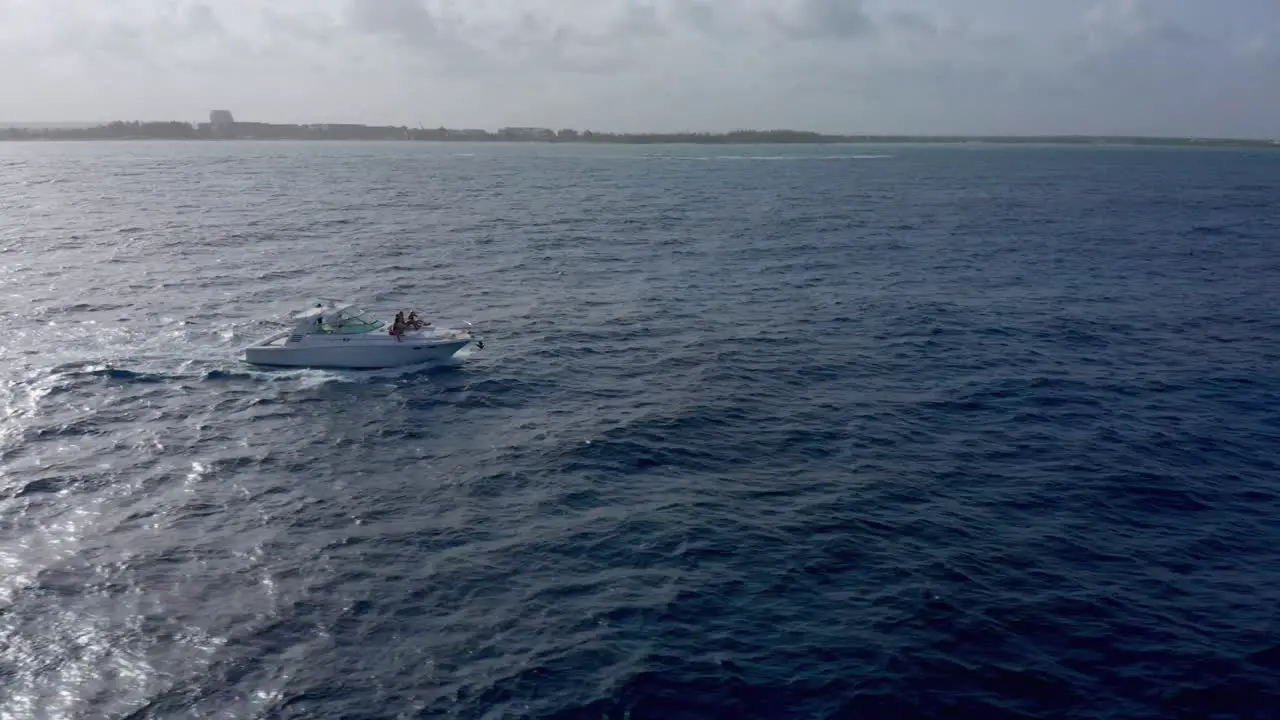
1,120,1277,149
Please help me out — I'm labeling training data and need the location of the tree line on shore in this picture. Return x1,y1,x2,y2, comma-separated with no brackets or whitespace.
1,120,1275,148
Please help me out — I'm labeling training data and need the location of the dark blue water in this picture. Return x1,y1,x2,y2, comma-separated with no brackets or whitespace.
1,141,1278,719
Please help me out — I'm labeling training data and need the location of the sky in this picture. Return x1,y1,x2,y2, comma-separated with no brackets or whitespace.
1,0,1278,137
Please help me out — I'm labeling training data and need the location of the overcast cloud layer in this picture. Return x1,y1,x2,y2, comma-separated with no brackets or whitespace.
2,0,1278,137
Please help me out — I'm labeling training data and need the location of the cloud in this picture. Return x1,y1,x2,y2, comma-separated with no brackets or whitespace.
775,0,877,40
345,0,437,44
615,2,666,38
884,10,938,38
182,3,224,36
0,0,1277,137
670,0,718,35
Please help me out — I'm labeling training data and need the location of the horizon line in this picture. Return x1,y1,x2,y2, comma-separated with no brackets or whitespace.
2,120,1278,148
0,119,1277,143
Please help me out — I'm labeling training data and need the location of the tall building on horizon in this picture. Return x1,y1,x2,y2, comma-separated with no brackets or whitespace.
209,110,234,127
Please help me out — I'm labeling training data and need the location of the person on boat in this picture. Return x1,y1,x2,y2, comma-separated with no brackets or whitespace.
390,311,406,341
406,311,427,329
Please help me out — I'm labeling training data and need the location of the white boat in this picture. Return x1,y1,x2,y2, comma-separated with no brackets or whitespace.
243,302,483,369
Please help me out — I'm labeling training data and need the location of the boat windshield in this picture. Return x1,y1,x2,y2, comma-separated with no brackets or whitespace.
319,306,385,334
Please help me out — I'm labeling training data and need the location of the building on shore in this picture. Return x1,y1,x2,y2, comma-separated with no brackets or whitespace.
207,110,236,138
499,127,556,141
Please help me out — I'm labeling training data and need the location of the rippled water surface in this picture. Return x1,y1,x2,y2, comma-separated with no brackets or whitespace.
2,140,1279,719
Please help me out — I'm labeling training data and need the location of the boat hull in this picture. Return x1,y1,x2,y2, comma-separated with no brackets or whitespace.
244,338,470,369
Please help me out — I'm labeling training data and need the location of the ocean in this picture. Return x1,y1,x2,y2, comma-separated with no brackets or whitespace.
1,140,1278,719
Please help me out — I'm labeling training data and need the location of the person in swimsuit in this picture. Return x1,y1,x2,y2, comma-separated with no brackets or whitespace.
391,311,406,341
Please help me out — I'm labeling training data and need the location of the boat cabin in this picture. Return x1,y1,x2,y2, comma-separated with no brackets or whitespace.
290,304,385,340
